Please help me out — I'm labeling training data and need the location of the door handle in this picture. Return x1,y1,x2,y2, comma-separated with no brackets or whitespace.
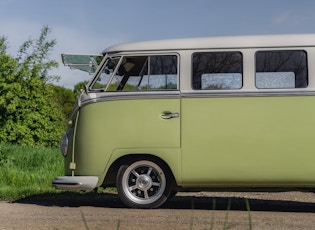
161,112,179,119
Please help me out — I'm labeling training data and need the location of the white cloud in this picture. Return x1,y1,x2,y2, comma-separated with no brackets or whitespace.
270,9,315,35
272,11,291,25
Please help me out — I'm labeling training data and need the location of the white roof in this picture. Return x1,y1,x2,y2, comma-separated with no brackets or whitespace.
103,34,315,54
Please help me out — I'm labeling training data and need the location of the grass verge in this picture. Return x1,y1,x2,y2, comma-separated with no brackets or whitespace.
0,143,64,200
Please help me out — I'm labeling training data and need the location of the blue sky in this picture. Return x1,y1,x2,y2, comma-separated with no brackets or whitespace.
1,0,315,88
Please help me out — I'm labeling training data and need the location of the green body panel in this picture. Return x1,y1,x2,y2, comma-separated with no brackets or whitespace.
64,126,74,176
72,98,180,185
181,95,315,186
67,94,315,188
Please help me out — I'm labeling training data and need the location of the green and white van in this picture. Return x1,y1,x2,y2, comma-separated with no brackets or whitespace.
53,34,315,208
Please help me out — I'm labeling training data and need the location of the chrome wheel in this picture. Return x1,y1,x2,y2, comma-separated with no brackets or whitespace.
117,159,171,208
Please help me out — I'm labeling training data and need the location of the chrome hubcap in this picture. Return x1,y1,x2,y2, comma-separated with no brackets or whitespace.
137,175,152,190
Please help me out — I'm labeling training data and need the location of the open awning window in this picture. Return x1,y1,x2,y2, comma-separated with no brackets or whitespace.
61,54,104,74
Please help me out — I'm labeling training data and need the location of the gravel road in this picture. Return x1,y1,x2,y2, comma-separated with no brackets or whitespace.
1,191,315,229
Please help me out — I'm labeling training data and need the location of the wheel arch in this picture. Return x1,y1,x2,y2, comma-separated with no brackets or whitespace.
101,154,178,189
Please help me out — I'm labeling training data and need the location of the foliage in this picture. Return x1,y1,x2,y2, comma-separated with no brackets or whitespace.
0,26,65,147
0,143,63,200
73,80,88,96
50,84,75,120
16,26,59,83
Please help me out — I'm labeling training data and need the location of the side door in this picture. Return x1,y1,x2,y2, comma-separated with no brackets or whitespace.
84,54,181,173
181,51,245,186
115,54,181,149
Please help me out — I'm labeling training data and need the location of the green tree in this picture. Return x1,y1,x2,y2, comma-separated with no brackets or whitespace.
50,84,75,119
73,80,88,96
0,26,65,147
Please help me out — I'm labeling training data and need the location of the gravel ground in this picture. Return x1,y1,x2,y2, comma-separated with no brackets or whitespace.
0,191,315,229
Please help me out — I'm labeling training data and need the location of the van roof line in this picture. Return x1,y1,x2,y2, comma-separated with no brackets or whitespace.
103,34,315,54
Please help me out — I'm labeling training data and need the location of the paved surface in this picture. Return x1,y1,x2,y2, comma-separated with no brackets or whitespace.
1,191,315,229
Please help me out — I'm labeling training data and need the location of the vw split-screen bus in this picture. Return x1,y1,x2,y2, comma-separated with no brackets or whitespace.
53,34,315,208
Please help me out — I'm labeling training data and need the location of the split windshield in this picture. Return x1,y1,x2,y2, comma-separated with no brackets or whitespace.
90,55,178,91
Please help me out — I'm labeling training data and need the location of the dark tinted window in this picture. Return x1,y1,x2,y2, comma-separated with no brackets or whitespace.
255,50,308,89
192,52,243,90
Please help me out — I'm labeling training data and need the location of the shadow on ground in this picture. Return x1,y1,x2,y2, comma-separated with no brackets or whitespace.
13,192,315,213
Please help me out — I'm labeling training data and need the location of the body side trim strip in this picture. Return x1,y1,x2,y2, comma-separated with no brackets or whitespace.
71,90,315,118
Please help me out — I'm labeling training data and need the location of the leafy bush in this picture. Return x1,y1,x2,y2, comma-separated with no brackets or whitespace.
0,27,65,147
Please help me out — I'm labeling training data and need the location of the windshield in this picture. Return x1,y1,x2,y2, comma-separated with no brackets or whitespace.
90,57,121,90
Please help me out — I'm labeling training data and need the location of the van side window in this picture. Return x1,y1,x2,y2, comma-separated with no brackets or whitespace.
255,50,308,89
106,55,178,91
192,52,243,90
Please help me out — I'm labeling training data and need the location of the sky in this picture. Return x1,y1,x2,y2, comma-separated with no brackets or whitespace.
1,0,315,89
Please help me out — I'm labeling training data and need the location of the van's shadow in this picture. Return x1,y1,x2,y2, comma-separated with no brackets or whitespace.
14,192,315,213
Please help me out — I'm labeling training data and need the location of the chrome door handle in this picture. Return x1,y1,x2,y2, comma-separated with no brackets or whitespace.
161,112,179,119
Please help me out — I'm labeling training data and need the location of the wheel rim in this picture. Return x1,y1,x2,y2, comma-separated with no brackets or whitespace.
121,160,166,205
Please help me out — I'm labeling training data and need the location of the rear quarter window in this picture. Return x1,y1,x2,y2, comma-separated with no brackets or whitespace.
255,50,308,89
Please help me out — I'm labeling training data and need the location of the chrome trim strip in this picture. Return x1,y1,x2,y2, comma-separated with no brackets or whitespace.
181,90,315,98
80,92,181,105
70,90,315,118
68,92,180,117
67,90,315,126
